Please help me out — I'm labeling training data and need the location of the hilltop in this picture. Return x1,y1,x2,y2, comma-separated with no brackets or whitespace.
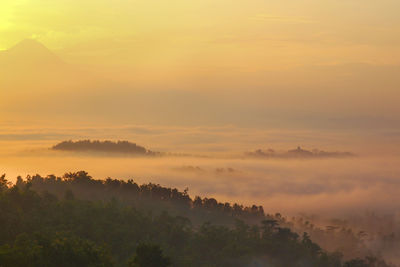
52,140,160,156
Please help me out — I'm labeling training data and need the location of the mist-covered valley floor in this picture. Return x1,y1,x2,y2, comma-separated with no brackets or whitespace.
1,124,400,265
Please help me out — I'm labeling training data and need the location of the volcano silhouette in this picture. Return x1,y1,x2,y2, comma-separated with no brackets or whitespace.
0,39,66,70
0,39,92,90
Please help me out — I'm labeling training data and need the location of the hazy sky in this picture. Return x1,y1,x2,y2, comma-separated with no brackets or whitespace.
2,0,400,67
1,0,400,129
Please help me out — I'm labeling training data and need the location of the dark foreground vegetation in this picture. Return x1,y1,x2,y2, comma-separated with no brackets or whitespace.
0,172,391,267
52,140,159,156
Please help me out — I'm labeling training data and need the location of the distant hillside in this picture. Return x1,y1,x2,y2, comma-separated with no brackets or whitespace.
247,146,354,159
52,140,159,156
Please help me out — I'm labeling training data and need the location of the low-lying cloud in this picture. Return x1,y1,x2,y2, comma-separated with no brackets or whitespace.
1,124,400,264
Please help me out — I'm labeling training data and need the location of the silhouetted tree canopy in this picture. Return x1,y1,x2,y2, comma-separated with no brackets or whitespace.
0,173,390,267
128,244,171,267
247,146,354,159
52,140,159,156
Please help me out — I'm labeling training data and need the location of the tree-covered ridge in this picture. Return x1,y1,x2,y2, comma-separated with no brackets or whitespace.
0,173,391,267
21,172,266,228
52,140,159,155
247,146,354,159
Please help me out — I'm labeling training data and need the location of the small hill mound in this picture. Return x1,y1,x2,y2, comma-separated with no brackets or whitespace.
52,140,159,156
247,146,354,159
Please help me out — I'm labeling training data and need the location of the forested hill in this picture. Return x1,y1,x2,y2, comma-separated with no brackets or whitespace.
52,140,159,155
0,172,391,267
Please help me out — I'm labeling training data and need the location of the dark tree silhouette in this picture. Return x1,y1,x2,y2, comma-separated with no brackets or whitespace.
0,172,390,267
128,244,171,267
52,140,159,156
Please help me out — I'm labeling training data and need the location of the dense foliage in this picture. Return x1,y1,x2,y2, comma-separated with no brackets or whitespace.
0,173,390,267
52,140,158,155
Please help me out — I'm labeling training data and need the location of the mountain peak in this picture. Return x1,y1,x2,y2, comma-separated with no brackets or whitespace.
7,39,55,57
0,38,64,68
8,39,50,53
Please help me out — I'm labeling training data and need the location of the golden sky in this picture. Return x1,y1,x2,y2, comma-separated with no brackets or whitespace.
2,0,400,68
1,0,400,129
